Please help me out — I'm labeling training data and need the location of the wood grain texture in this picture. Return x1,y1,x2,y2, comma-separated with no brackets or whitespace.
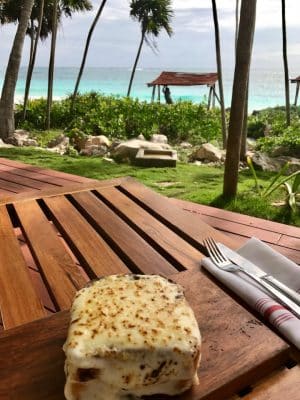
0,178,126,206
14,200,87,310
0,157,94,183
170,269,290,400
0,269,291,400
120,179,237,251
240,366,300,399
71,190,178,276
0,206,46,329
44,195,130,276
98,186,204,268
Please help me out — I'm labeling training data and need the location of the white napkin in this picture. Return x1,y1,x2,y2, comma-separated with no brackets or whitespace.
201,237,300,349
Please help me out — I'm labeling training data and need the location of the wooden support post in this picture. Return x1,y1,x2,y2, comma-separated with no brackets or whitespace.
158,85,161,103
294,82,300,106
207,86,213,110
212,85,221,106
151,86,156,102
212,84,216,108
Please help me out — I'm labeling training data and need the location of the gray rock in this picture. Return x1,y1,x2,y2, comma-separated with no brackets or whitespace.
189,143,223,163
111,139,171,163
150,134,168,144
6,129,38,147
180,141,193,149
137,134,145,141
86,135,111,148
246,138,257,150
46,135,69,155
47,134,67,148
252,152,300,174
0,139,14,148
80,144,107,156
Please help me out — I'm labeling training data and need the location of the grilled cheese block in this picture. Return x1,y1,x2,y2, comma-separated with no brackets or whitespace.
63,274,201,400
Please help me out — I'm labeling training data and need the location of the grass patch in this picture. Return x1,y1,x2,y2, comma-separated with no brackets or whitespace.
0,147,298,227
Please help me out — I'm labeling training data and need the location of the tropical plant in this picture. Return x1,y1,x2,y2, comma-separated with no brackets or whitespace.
223,0,257,198
281,0,290,126
71,0,107,112
211,0,227,149
0,0,35,139
127,0,173,97
247,157,300,213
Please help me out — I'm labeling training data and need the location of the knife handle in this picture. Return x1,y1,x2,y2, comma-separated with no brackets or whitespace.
262,275,300,306
240,269,300,319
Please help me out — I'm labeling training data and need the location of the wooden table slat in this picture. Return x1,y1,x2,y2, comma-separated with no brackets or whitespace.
239,366,300,399
0,177,34,193
120,179,237,250
14,201,87,310
44,195,130,277
0,157,93,183
0,164,58,190
170,198,300,239
0,206,46,329
71,190,178,276
98,186,204,269
192,213,282,244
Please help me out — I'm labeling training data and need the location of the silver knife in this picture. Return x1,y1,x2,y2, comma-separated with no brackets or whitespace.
218,243,300,306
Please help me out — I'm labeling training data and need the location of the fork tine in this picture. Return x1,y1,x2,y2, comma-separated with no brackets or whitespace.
204,238,222,263
207,237,228,262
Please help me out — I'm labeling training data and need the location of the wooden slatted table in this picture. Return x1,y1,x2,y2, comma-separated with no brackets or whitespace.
0,176,299,399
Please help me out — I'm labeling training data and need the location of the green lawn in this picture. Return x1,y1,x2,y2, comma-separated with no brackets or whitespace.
0,147,298,227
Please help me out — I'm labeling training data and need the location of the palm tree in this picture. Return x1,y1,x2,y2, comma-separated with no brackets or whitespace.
223,0,257,198
71,0,107,112
45,0,92,129
127,0,173,97
45,0,58,130
282,0,290,126
0,0,35,139
23,0,45,120
211,0,227,149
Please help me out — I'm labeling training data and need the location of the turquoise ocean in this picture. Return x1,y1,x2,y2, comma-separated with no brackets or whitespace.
0,66,298,112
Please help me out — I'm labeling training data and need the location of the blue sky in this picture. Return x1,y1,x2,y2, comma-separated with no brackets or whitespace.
0,0,300,70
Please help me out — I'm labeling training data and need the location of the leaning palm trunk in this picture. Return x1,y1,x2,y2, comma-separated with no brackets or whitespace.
46,0,58,130
0,0,35,139
127,30,145,97
23,0,45,120
71,0,107,112
223,0,256,198
282,0,290,126
211,0,227,149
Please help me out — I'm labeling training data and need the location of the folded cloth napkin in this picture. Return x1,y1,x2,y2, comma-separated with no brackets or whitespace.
201,237,300,349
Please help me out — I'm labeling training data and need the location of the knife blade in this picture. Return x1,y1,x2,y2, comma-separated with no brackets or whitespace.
218,243,300,306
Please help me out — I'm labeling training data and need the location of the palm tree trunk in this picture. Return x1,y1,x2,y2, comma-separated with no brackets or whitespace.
71,0,107,112
46,0,58,130
240,80,249,160
282,0,290,126
29,19,35,66
127,31,145,97
0,0,35,139
211,0,227,149
23,0,45,120
235,0,240,56
223,0,256,198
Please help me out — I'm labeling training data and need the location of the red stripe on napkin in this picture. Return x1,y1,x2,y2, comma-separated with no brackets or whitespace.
264,305,286,320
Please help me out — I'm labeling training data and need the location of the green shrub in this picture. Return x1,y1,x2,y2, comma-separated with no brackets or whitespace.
16,93,223,144
247,118,266,138
257,129,300,157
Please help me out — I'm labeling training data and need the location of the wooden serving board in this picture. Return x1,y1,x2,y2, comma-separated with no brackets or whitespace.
0,270,290,400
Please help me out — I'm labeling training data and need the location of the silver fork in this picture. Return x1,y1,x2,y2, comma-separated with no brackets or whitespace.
203,237,300,319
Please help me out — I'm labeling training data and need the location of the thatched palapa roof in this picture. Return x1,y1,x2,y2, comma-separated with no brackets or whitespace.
147,71,218,87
